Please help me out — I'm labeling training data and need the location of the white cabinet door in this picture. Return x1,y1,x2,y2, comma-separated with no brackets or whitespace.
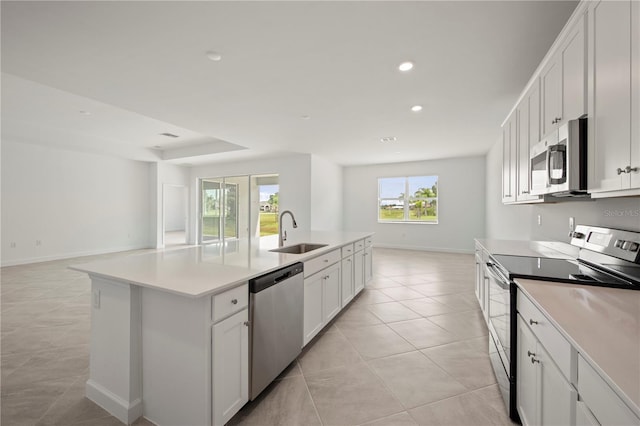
541,57,561,138
303,273,324,345
516,81,542,202
341,257,354,306
517,315,540,426
354,250,365,295
323,263,341,323
502,113,517,203
561,14,586,125
589,0,633,192
212,309,248,426
364,246,372,283
538,343,577,426
631,0,640,190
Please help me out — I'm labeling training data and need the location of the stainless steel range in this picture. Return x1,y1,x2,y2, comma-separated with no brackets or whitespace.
485,225,640,422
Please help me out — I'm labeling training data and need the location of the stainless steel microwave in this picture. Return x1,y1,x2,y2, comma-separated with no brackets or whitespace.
530,117,588,196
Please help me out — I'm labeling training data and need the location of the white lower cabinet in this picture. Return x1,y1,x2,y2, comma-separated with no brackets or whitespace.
576,401,599,426
341,257,355,306
517,315,577,426
303,261,341,345
364,246,373,283
212,308,249,426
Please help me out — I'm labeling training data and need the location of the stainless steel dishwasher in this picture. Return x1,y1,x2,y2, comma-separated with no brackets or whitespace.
248,262,304,400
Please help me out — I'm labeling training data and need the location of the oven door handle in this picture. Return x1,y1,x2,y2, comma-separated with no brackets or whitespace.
485,262,510,290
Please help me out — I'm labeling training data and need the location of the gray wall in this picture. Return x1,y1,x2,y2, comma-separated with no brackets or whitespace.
344,156,486,253
485,139,640,242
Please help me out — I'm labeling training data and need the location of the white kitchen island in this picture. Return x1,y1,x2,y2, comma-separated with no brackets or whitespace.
71,231,373,426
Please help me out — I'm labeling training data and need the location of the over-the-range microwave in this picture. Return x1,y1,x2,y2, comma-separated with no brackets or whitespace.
530,117,588,197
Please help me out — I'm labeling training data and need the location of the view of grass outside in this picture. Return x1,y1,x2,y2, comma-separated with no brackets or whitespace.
259,185,279,237
259,212,278,236
202,216,237,239
378,176,438,223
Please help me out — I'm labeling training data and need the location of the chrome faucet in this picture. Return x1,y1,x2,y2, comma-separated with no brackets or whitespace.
278,210,298,247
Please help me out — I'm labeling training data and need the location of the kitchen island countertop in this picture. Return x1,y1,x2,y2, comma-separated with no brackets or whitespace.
71,231,373,298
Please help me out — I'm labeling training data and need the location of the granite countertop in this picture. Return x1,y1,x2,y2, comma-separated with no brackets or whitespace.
71,231,373,298
516,278,640,418
475,238,579,259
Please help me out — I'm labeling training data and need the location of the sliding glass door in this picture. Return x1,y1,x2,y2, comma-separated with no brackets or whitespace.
200,178,242,244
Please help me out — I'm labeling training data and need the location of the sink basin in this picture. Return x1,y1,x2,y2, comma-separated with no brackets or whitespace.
269,243,328,254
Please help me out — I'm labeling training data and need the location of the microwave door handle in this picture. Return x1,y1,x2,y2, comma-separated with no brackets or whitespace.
547,145,567,185
546,147,552,187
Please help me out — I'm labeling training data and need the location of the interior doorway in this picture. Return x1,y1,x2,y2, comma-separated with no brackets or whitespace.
163,184,188,247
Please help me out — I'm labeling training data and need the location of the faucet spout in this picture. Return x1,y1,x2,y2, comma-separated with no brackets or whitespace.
279,210,297,247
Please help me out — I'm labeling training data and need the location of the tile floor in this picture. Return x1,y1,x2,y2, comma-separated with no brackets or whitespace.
1,247,515,426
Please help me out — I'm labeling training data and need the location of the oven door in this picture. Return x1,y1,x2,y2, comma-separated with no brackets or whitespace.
485,262,511,366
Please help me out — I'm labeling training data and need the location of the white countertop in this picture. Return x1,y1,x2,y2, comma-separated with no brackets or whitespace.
475,238,579,259
516,278,640,417
71,231,373,298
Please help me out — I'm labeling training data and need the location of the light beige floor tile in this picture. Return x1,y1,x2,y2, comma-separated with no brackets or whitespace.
299,330,362,374
305,363,404,425
427,309,488,339
341,324,414,360
399,298,458,317
408,385,513,426
334,306,384,329
0,377,76,426
367,302,422,323
229,376,321,426
276,360,302,380
379,287,425,301
408,281,473,297
430,291,481,311
352,288,395,305
388,318,459,349
421,336,496,390
367,277,404,289
359,411,418,426
368,351,467,409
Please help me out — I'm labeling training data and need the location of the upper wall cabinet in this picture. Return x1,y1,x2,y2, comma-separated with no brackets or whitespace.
541,13,587,139
516,79,543,202
502,111,517,203
588,0,640,197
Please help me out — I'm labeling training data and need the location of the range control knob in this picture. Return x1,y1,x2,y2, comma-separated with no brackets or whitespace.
628,242,639,252
570,231,585,239
614,239,626,249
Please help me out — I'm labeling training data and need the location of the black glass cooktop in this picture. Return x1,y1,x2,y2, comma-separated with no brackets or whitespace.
491,255,640,290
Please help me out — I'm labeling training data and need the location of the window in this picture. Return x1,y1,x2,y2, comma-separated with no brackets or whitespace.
378,176,438,223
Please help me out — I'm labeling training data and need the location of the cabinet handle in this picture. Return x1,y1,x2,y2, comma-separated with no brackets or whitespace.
244,321,250,327
231,299,238,305
527,350,536,358
626,166,639,173
529,319,538,325
618,167,626,175
347,259,351,262
522,191,529,194
324,259,329,263
531,357,540,364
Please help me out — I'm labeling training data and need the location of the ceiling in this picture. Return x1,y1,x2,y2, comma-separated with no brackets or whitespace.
1,1,578,166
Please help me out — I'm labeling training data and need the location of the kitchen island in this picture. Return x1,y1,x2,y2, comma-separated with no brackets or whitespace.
71,231,374,426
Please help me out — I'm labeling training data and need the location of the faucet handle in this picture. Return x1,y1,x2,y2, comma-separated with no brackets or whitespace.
283,230,287,241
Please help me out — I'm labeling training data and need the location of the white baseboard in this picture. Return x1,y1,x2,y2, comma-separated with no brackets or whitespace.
86,379,143,424
0,244,151,267
373,243,474,255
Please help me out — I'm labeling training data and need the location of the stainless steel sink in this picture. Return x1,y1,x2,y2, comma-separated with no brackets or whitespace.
269,243,328,254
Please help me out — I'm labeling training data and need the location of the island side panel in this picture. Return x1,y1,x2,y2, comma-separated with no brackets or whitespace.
141,288,211,426
86,276,143,424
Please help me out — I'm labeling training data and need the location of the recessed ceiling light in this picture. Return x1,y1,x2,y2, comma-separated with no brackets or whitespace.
398,61,414,72
153,145,162,149
411,105,423,112
79,110,91,115
206,51,222,61
380,137,397,143
159,132,179,138
300,115,311,120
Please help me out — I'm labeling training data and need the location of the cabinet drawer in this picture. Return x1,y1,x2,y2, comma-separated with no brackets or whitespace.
304,249,341,277
578,355,640,425
517,291,572,380
354,239,365,252
341,244,355,259
212,284,248,323
365,237,373,247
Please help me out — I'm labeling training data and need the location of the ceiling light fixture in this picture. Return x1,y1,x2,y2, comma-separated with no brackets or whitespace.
153,145,162,149
398,61,414,72
159,132,179,138
79,110,91,115
300,115,311,120
206,51,222,61
411,105,423,112
380,137,397,143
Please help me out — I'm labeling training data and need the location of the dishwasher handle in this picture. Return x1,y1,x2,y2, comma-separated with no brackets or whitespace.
249,262,304,293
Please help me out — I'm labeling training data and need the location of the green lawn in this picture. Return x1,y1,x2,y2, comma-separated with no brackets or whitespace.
260,212,278,236
379,208,437,222
202,215,237,239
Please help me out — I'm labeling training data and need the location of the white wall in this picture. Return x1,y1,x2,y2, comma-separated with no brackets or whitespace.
150,163,191,248
310,155,343,231
343,156,486,253
189,154,312,243
485,138,640,242
163,185,186,232
1,140,151,266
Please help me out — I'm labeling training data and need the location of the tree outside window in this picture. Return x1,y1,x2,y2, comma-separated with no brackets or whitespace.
378,176,438,223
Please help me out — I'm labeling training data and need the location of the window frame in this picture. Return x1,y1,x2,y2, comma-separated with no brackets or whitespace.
377,176,438,224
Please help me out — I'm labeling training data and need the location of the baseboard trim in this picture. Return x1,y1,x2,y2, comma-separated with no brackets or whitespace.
1,244,151,267
373,243,474,255
86,379,142,424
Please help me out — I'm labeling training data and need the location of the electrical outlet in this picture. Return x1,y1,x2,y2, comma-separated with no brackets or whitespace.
537,215,542,226
92,289,101,309
569,217,575,232
10,242,16,248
